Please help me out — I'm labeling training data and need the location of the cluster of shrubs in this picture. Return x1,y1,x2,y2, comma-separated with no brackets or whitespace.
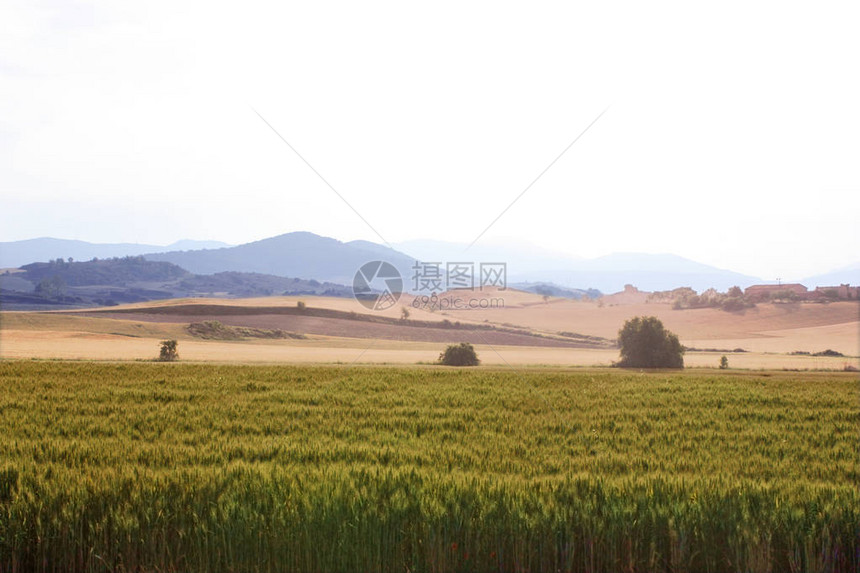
438,343,480,366
649,286,755,312
187,320,305,341
745,289,809,303
790,349,845,357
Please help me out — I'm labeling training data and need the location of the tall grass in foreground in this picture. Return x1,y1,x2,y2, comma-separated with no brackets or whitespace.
0,362,857,572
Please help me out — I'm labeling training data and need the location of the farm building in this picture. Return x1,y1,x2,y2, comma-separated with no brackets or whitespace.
812,284,859,299
744,283,808,301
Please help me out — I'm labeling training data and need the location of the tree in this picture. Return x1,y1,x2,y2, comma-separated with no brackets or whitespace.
727,286,743,298
616,316,684,368
771,289,797,302
721,297,747,312
35,275,66,299
719,355,729,369
439,342,480,366
158,340,178,361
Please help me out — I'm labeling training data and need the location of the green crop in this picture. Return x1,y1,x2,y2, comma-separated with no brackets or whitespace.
0,362,857,572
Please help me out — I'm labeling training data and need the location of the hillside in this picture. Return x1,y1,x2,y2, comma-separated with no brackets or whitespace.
511,282,602,300
20,256,190,287
176,272,351,297
0,257,352,309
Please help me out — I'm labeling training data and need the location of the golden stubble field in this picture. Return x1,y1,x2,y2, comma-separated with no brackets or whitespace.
1,291,857,368
435,288,860,354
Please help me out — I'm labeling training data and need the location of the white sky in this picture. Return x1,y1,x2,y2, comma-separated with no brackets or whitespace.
1,0,858,280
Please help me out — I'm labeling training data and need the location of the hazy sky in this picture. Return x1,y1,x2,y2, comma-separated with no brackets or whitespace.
2,1,858,279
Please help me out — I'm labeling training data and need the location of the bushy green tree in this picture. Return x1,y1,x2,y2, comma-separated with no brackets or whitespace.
616,316,684,368
439,342,480,366
158,340,178,362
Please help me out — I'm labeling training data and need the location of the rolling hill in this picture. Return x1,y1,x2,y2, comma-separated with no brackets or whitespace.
144,232,417,285
0,257,353,309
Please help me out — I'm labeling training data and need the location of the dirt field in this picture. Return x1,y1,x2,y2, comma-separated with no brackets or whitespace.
1,328,855,369
1,292,857,367
75,311,595,348
436,291,860,355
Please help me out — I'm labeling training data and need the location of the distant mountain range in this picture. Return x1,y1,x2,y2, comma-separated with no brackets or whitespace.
549,253,763,293
0,237,231,269
392,240,763,292
1,233,857,295
801,263,860,289
144,232,416,286
392,239,582,277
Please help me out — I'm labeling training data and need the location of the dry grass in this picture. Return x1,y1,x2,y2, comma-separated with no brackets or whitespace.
0,311,186,338
1,327,855,369
40,291,859,353
74,294,449,322
440,296,860,354
2,293,857,366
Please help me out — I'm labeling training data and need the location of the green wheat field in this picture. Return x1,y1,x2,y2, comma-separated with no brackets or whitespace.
0,361,857,572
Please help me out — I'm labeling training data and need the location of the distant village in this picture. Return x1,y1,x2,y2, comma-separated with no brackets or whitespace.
743,283,859,301
641,281,858,312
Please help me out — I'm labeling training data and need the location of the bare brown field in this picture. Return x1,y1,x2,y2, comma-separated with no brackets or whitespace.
101,295,450,322
438,291,860,355
1,292,857,367
0,311,187,338
75,310,590,348
1,328,855,369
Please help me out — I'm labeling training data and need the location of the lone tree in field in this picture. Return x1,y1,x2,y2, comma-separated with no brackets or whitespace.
158,339,179,362
616,316,684,368
439,342,480,366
